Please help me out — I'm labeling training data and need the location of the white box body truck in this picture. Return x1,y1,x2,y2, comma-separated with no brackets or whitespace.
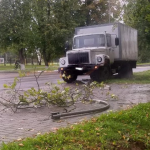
59,23,138,83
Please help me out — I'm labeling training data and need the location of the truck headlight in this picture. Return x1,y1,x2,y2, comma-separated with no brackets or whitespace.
60,59,66,65
97,56,102,62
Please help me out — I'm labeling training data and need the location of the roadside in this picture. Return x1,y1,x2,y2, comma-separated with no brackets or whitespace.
0,65,149,81
0,64,59,73
0,82,150,145
0,68,150,146
1,102,149,150
137,63,150,66
0,63,149,73
0,69,58,79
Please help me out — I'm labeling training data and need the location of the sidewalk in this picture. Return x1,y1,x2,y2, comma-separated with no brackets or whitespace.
0,101,107,145
0,83,150,145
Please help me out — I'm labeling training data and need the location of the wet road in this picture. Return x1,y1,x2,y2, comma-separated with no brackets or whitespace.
0,66,150,90
0,72,61,90
133,66,150,72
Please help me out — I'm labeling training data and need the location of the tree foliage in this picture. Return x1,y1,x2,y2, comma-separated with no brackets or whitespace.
123,0,150,62
0,0,33,64
0,0,122,66
80,0,122,25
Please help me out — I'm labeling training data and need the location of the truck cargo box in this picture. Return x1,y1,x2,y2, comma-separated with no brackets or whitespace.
75,23,138,61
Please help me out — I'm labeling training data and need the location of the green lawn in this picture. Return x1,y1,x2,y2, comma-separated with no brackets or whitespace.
0,64,59,71
106,70,150,84
1,103,150,150
137,62,150,66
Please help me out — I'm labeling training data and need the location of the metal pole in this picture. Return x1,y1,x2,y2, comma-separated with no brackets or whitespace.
51,100,110,120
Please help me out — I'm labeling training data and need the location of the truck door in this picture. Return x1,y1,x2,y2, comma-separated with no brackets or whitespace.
106,34,114,63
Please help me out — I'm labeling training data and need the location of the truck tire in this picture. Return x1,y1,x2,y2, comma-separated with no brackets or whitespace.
61,71,77,83
90,66,110,82
119,64,133,78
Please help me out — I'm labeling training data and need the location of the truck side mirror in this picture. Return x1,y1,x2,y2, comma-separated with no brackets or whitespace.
115,37,119,46
65,41,69,52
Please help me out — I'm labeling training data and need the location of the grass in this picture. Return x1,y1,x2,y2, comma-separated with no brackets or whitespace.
1,103,150,150
106,70,150,84
0,64,59,71
137,62,150,66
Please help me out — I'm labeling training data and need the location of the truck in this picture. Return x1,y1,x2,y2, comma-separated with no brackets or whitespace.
59,23,138,83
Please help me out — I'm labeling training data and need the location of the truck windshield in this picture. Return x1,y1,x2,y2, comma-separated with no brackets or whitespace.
73,34,105,49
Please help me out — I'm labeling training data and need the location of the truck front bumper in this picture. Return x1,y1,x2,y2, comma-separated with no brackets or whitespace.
58,64,104,75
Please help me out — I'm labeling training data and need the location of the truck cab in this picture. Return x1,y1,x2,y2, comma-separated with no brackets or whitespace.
73,33,115,63
59,32,117,83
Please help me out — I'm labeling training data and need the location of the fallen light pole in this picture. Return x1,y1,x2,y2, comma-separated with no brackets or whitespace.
51,100,110,120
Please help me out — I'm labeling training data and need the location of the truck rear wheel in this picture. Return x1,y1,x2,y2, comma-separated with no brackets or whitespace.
119,64,133,78
90,66,110,82
61,71,77,83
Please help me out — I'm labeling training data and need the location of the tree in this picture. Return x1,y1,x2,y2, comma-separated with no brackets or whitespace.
0,0,81,66
123,0,150,62
80,0,122,26
0,0,34,68
25,0,84,66
0,0,123,67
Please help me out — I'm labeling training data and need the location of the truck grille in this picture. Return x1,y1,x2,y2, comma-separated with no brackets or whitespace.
68,52,89,64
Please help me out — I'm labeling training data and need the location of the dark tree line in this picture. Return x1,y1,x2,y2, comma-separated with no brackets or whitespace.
123,0,150,62
0,0,122,68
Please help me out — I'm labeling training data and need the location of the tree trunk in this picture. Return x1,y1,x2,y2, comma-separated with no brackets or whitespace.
31,56,34,65
4,53,6,66
37,57,42,65
43,53,49,66
19,48,25,70
19,48,25,64
42,48,49,67
39,59,41,65
36,53,42,65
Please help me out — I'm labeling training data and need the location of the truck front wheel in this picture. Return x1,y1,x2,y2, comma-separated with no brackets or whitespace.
90,66,110,82
61,71,77,83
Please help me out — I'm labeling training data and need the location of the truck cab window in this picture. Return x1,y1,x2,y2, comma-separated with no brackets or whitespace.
73,34,105,49
106,34,111,47
99,34,105,46
84,38,94,47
